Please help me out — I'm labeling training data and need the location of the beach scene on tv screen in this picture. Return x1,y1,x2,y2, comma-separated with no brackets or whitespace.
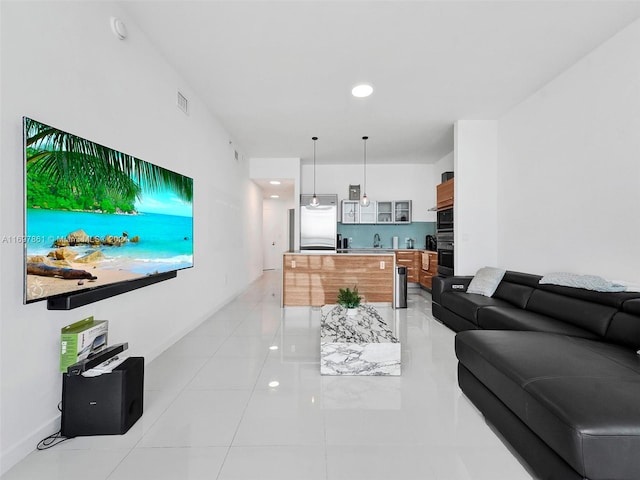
24,117,193,303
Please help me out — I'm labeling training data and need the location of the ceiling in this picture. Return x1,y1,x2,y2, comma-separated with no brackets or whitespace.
252,178,296,200
120,1,640,166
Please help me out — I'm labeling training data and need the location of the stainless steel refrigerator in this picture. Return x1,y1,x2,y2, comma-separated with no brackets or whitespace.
300,194,338,250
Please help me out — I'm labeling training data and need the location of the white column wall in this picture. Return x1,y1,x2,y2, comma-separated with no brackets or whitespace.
454,121,498,275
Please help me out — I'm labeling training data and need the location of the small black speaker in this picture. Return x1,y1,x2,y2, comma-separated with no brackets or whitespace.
61,357,144,437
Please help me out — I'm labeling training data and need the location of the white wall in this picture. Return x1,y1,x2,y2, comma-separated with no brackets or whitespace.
301,163,437,222
434,152,454,180
0,2,262,472
497,17,640,282
454,121,498,275
250,157,301,181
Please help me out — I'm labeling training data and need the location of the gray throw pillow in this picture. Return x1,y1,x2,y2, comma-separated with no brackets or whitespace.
466,267,507,297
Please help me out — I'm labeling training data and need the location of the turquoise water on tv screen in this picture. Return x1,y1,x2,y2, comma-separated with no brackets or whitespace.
26,208,193,274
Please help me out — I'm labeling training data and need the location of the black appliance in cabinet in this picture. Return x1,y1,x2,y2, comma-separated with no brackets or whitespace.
436,232,453,277
436,208,453,232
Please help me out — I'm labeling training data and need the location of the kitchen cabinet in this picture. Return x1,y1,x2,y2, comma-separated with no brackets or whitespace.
396,250,419,283
341,200,359,224
377,201,411,224
343,200,411,224
377,201,393,223
419,251,438,290
394,201,411,224
437,178,454,210
359,201,377,224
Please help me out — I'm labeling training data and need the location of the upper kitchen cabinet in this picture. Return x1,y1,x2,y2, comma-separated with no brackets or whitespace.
379,201,411,224
341,200,359,224
394,201,411,224
343,200,411,224
359,201,377,224
437,178,454,210
377,201,393,223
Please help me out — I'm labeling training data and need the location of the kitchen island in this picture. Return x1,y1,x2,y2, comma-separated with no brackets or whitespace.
282,251,395,306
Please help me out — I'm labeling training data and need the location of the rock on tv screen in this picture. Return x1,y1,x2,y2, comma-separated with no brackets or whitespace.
23,117,194,303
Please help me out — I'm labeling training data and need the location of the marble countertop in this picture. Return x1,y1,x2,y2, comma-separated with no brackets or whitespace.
320,304,398,344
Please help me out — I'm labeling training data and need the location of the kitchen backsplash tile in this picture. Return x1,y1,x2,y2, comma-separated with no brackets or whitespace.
338,222,436,249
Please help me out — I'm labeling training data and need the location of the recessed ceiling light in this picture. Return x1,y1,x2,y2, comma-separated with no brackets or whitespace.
269,180,281,185
270,195,280,199
268,381,280,388
352,84,373,98
269,345,278,351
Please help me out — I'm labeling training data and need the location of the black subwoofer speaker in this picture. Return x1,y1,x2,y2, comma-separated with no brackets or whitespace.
61,356,144,437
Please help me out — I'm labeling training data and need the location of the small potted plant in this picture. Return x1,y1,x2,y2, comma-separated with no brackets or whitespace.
337,286,362,316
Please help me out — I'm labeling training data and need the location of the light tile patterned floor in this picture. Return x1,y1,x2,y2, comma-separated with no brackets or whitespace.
2,271,534,480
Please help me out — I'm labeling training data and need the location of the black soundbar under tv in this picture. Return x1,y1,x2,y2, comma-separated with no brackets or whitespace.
47,271,177,310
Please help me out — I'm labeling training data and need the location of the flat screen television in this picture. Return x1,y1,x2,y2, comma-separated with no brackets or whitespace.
23,117,194,305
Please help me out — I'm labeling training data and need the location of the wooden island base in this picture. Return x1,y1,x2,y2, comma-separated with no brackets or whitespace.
282,253,395,307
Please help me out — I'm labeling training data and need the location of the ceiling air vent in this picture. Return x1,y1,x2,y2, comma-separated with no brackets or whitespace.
177,91,189,115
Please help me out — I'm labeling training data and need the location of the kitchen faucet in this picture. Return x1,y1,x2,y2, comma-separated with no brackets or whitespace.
373,233,381,248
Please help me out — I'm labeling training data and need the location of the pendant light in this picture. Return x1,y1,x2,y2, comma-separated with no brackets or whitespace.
309,136,320,207
360,136,370,207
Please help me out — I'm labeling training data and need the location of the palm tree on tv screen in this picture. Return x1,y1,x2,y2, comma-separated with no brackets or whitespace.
24,118,192,212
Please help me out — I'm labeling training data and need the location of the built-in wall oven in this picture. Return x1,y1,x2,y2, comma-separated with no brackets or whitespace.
436,207,453,232
436,231,454,276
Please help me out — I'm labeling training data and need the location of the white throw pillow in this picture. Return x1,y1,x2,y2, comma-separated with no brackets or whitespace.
466,267,507,297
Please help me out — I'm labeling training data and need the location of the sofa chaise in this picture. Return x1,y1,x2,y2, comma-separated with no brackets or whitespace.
432,271,640,480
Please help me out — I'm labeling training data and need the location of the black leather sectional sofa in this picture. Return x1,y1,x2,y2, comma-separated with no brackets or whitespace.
432,271,640,480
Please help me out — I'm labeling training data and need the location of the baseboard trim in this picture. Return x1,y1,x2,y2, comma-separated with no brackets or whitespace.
1,415,60,476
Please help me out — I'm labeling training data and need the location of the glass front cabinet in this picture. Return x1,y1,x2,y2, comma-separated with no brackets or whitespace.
394,201,412,224
359,201,377,224
377,201,393,223
342,200,411,224
341,200,359,224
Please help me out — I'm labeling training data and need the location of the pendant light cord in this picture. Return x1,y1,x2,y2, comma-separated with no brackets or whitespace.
313,136,317,196
310,136,319,207
363,136,367,194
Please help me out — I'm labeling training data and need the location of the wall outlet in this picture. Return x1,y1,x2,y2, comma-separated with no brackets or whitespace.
380,261,385,269
291,260,296,268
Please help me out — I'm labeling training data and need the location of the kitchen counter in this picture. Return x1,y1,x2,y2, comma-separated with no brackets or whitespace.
289,248,432,255
288,249,392,256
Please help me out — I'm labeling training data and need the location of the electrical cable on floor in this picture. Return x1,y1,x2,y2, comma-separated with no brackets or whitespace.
36,431,70,450
36,401,70,450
